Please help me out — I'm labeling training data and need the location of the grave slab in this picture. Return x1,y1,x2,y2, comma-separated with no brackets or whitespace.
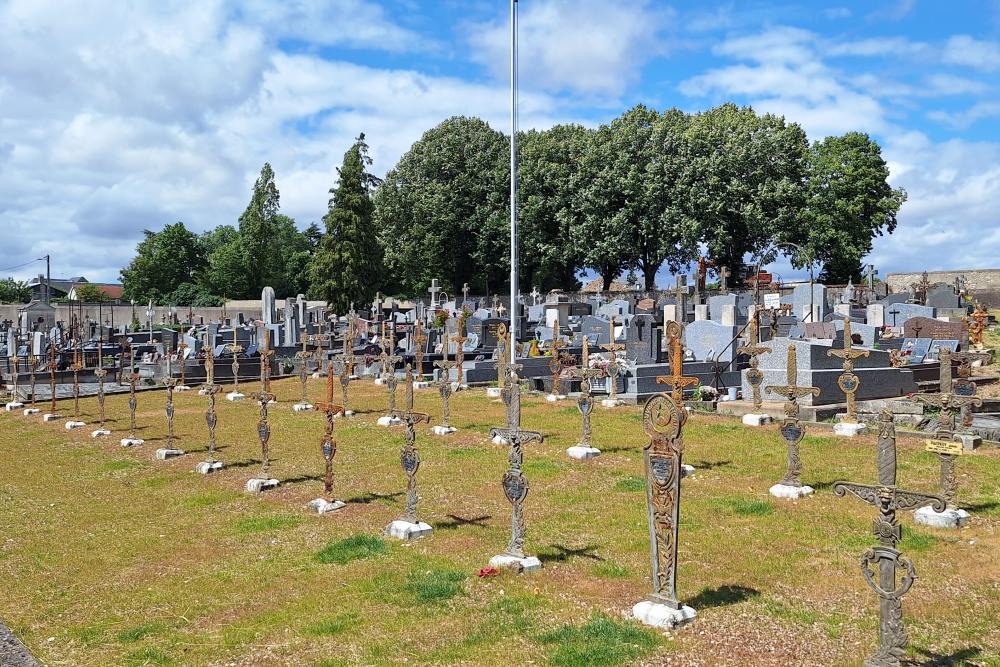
195,461,224,474
308,498,346,514
632,601,697,629
120,437,144,447
489,554,542,573
155,447,185,460
914,506,969,529
90,428,112,438
566,445,601,460
245,478,279,493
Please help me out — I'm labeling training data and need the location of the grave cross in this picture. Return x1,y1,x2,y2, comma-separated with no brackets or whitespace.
452,313,468,386
226,328,243,394
202,347,223,465
547,337,568,397
390,409,432,524
70,345,83,420
573,338,606,449
912,348,982,509
176,341,189,387
833,411,945,667
639,391,689,610
600,317,626,402
462,282,470,306
672,276,687,323
495,323,512,391
164,375,177,450
491,371,544,560
315,360,346,501
295,335,313,405
501,362,525,431
258,328,275,393
378,327,403,416
28,351,37,410
969,303,988,349
736,317,772,412
47,342,59,416
827,318,870,423
529,286,541,306
765,344,820,488
911,271,931,306
433,342,457,428
655,322,698,410
10,353,19,402
94,367,108,429
250,389,277,481
125,343,140,437
412,320,428,381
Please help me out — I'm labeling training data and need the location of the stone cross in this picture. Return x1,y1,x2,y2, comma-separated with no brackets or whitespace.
600,317,625,402
574,339,606,448
315,360,345,501
250,389,277,480
911,271,931,306
736,317,771,412
428,280,441,311
912,349,982,509
639,392,689,611
413,320,427,380
834,411,945,667
547,338,568,397
462,282,470,306
529,286,541,305
496,323,511,390
491,373,544,560
656,321,698,410
718,266,730,293
226,328,243,394
452,313,468,385
765,344,820,488
827,318,870,423
391,409,432,524
501,362,525,431
673,276,688,322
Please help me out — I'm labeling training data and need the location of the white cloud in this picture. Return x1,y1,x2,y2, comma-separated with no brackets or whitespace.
466,0,672,97
825,37,928,57
942,35,1000,72
928,101,1000,129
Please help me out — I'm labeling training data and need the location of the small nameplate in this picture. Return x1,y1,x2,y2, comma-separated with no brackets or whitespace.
925,439,962,456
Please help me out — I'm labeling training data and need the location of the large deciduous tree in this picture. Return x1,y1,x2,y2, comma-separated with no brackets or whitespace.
0,277,31,304
309,134,384,312
120,222,206,303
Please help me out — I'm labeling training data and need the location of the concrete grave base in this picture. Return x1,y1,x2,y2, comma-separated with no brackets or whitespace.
195,460,224,474
954,433,982,451
545,394,567,402
632,600,697,629
374,377,385,386
42,413,61,422
742,413,772,426
492,434,508,445
155,448,185,460
566,445,601,460
22,408,40,416
489,553,542,573
834,422,867,437
226,392,245,402
293,403,315,412
120,438,145,447
681,464,696,479
770,483,814,499
343,410,355,417
432,425,457,436
486,387,502,399
174,385,191,392
412,381,431,389
64,420,86,430
5,402,24,411
308,498,346,514
90,428,112,438
601,399,624,408
311,372,323,379
197,388,211,395
377,415,402,427
451,382,469,392
245,478,279,493
385,519,433,540
914,506,969,529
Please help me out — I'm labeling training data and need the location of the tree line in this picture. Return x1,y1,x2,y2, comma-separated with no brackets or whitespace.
120,103,905,309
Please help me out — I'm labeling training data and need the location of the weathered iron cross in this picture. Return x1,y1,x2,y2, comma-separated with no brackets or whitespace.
656,321,698,410
390,409,431,524
258,328,275,393
574,338,606,448
765,344,820,487
600,317,625,401
736,316,772,411
250,389,277,479
827,318,870,423
452,313,468,385
226,328,243,393
315,360,345,501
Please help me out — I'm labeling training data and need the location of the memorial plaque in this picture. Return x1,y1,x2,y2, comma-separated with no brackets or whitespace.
925,439,962,456
903,317,968,346
503,470,528,503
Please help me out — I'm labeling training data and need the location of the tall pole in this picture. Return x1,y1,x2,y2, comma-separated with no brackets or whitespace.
509,0,519,355
45,254,51,305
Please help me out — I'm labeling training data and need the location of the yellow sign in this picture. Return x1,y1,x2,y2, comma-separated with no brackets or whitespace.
925,439,963,456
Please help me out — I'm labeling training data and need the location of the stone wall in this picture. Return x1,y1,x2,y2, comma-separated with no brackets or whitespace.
884,268,1000,305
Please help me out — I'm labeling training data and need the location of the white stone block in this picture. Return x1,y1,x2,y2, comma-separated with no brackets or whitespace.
65,420,86,430
42,413,61,422
90,428,112,438
914,506,969,529
834,422,867,437
374,377,385,386
451,382,468,392
867,304,885,328
197,388,211,395
432,425,456,436
385,519,433,540
22,408,40,416
226,392,245,402
155,448,185,460
742,414,772,426
5,402,24,411
412,381,430,389
492,434,508,445
694,305,709,321
720,304,736,326
681,464,695,479
245,478,279,493
311,372,322,379
174,385,191,392
486,387,502,399
632,600,697,629
195,461,224,474
120,438,145,447
377,415,401,427
489,554,542,573
770,483,814,499
601,398,623,408
546,394,567,402
954,433,981,451
308,498,346,514
662,304,678,324
293,403,315,412
567,445,601,460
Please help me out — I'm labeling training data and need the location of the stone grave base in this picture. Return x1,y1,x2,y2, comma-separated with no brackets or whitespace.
226,392,245,402
195,460,224,474
377,415,401,427
601,398,623,408
681,464,696,479
834,421,867,437
120,438,145,447
155,448,185,460
486,387,502,399
343,410,355,417
197,388,211,395
293,403,315,412
22,408,40,416
385,519,433,540
770,483,813,499
413,381,430,389
632,600,697,629
374,377,385,386
246,478,279,493
914,506,969,529
489,553,542,573
90,428,112,438
566,445,601,460
432,425,456,436
174,385,191,392
64,420,86,430
451,382,469,392
546,394,567,402
311,372,323,379
308,498,346,514
492,434,507,445
42,413,61,422
954,433,981,451
5,402,24,411
742,413,772,426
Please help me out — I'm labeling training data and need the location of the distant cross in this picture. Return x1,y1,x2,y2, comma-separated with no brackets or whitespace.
379,326,403,416
202,347,223,465
295,335,313,405
226,328,243,394
452,313,468,385
164,376,177,449
639,392,689,610
492,294,501,313
412,320,428,380
912,349,982,509
887,307,901,328
600,317,626,402
718,266,730,293
28,351,37,409
655,321,698,410
176,341,189,387
462,282,470,306
10,353,19,402
390,409,432,524
428,280,441,311
969,303,988,349
372,291,384,321
573,338,606,449
911,271,931,305
313,332,332,371
315,360,346,501
404,363,415,412
491,371,544,560
258,328,275,393
765,344,820,488
70,346,84,420
529,286,541,305
736,316,772,412
433,339,458,428
94,367,107,429
250,389,277,480
547,337,568,397
496,323,511,391
47,342,59,415
672,277,687,323
501,362,525,431
827,318,870,423
834,411,945,667
125,343,140,437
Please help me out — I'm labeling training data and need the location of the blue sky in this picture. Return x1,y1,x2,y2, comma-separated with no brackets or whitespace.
1,0,999,287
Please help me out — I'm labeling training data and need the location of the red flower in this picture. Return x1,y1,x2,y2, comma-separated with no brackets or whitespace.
477,567,501,578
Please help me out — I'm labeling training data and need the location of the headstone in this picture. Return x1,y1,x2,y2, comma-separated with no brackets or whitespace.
683,320,738,363
719,304,736,327
626,315,658,365
790,283,828,323
662,304,678,324
261,286,276,325
885,303,935,328
579,316,611,346
925,285,961,310
902,316,968,347
693,305,708,321
866,303,885,328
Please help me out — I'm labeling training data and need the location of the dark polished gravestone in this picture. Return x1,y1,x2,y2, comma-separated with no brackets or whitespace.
902,317,969,348
925,284,963,310
926,339,959,362
627,361,741,400
626,314,660,366
579,315,612,346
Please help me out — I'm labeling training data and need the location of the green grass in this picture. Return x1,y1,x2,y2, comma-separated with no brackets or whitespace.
612,475,645,492
539,614,660,667
314,534,388,565
592,562,631,579
900,529,937,552
123,647,173,666
116,622,165,644
712,496,775,517
405,568,467,602
234,514,303,534
304,612,361,637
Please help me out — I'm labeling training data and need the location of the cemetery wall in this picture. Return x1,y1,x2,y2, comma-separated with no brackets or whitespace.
886,269,1000,304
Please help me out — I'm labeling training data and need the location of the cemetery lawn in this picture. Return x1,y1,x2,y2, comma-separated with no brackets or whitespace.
2,378,999,667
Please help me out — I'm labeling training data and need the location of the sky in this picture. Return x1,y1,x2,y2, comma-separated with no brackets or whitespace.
1,0,999,287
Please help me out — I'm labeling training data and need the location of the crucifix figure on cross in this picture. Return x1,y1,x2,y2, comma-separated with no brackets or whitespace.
246,387,279,493
225,328,245,401
656,322,698,411
765,343,820,499
120,340,145,446
828,318,870,433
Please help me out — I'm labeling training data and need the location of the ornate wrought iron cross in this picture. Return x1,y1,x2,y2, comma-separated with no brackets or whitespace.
833,410,945,667
251,389,276,479
258,328,275,394
547,337,568,396
202,348,223,465
737,316,772,412
28,350,37,409
391,409,431,524
295,334,313,405
315,360,345,501
94,367,108,429
765,344,820,487
412,320,427,381
827,318,870,423
125,343,140,437
226,328,243,394
452,313,468,385
434,341,458,428
47,342,58,415
164,376,177,449
69,346,83,420
496,323,511,391
176,341,189,386
600,317,626,401
574,338,606,449
656,321,698,410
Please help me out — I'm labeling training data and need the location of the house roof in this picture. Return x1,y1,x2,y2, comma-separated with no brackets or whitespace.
69,282,124,300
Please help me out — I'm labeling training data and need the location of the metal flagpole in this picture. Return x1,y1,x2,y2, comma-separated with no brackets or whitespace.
509,0,519,355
